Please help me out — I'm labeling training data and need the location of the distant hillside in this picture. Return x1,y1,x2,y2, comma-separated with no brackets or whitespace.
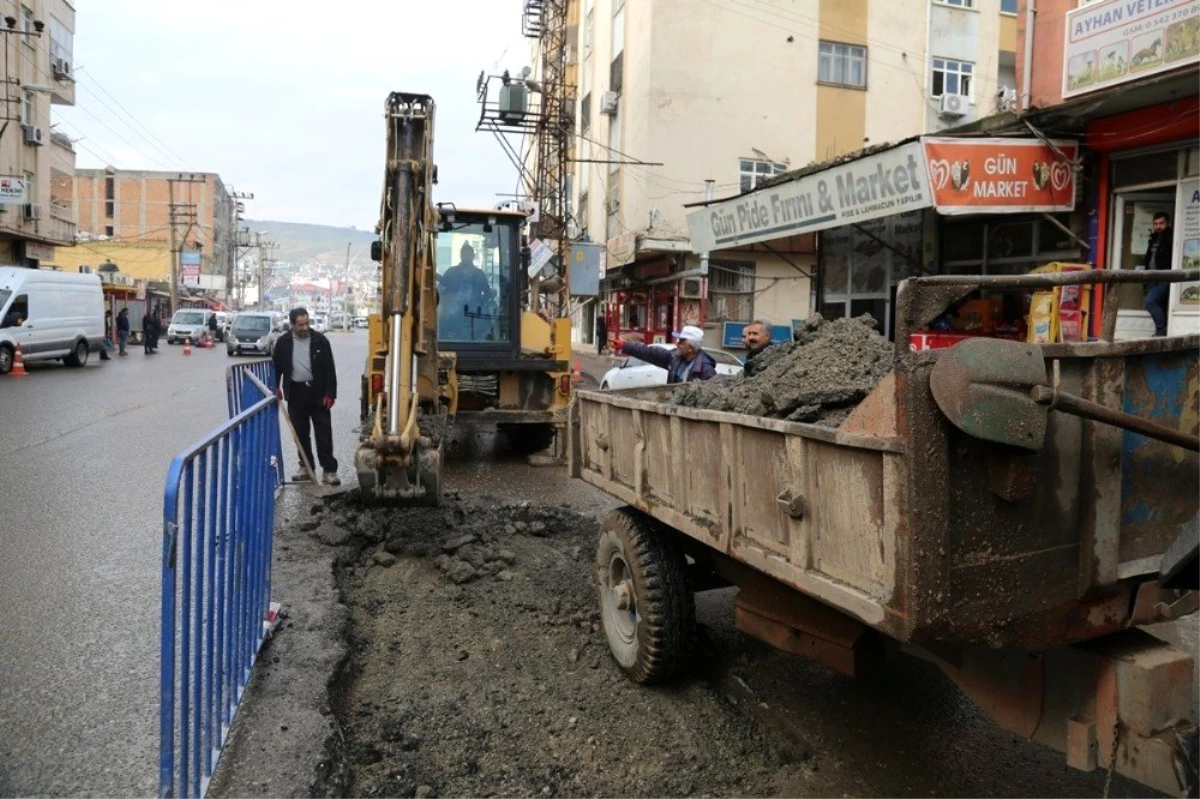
245,219,376,266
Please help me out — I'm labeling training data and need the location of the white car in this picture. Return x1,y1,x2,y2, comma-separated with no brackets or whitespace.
599,343,744,390
310,315,328,333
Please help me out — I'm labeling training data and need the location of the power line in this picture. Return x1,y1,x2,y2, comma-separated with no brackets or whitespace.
75,70,194,167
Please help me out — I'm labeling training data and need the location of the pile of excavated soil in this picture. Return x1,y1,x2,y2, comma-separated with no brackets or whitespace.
311,491,807,798
672,315,893,427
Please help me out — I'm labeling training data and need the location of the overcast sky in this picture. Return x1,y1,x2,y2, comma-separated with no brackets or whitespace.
57,1,533,228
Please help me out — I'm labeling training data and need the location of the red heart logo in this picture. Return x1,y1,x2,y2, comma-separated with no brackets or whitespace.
928,159,951,191
1050,162,1071,193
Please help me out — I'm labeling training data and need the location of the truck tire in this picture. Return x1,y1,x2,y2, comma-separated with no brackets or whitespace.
500,423,556,456
596,507,694,684
64,339,89,367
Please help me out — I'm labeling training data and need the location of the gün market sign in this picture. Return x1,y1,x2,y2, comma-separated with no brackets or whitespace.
686,137,1078,251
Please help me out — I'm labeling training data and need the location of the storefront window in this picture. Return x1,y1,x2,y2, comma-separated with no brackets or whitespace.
941,220,985,263
941,215,1081,276
1112,151,1179,189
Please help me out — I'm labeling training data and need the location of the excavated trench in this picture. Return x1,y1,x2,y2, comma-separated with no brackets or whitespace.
313,490,809,798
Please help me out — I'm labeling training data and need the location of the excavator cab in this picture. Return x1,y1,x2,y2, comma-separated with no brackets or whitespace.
434,205,572,457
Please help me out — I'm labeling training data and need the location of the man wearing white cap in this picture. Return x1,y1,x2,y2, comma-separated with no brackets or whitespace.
614,324,718,384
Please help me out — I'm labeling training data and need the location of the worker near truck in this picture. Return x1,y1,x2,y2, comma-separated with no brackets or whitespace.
615,325,718,383
741,320,774,375
272,307,341,486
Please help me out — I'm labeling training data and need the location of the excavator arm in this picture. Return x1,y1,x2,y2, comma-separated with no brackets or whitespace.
356,92,456,504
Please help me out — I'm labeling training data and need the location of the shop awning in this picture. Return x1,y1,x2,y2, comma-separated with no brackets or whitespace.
686,134,1079,252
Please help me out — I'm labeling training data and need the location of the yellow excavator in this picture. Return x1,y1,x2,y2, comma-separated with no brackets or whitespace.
357,92,574,505
356,93,456,504
432,203,572,457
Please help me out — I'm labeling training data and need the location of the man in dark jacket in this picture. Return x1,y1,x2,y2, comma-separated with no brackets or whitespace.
116,308,130,356
142,308,159,354
741,320,774,376
1140,212,1173,336
616,324,718,383
273,306,340,485
595,313,608,355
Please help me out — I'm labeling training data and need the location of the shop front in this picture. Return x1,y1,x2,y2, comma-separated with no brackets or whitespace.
689,135,1086,348
1084,97,1200,339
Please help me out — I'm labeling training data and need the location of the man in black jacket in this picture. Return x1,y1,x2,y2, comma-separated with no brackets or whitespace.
1140,212,1173,336
273,307,340,485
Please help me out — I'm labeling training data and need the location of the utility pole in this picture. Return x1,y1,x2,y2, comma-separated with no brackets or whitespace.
255,233,278,311
168,173,204,314
229,188,254,309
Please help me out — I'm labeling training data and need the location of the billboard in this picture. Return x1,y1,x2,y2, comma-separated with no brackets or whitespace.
1063,0,1200,99
0,176,27,205
687,141,933,252
923,138,1079,215
180,250,201,285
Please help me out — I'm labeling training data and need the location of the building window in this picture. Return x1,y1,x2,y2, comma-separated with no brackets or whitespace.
606,172,620,240
739,158,787,192
21,6,34,45
708,259,755,322
21,91,33,126
105,225,114,237
1000,0,1018,13
608,113,621,174
818,41,867,88
49,16,73,65
580,93,591,133
935,0,975,7
105,176,115,218
24,170,34,202
932,57,974,97
584,10,593,56
610,53,623,93
579,139,591,194
577,193,589,239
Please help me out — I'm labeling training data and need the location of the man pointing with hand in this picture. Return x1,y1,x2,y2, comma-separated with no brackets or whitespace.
273,306,341,485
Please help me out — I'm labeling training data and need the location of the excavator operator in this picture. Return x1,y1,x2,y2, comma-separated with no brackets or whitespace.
438,242,496,340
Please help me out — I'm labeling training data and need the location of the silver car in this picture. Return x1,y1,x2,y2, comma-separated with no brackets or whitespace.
227,312,284,357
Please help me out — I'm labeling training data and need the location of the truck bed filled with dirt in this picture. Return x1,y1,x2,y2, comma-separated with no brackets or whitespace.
670,315,893,426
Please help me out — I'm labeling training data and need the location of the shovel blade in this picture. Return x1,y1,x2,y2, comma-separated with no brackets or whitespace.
929,338,1051,452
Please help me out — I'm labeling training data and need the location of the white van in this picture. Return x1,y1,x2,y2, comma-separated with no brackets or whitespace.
227,311,286,357
167,308,213,345
0,266,104,374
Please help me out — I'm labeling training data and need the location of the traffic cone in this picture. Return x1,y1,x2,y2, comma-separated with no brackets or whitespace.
183,337,192,356
571,358,583,383
10,343,26,376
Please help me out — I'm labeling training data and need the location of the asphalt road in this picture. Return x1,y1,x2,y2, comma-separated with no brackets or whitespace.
0,331,366,797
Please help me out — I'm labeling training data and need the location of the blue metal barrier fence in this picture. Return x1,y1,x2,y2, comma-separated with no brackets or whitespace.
160,361,283,798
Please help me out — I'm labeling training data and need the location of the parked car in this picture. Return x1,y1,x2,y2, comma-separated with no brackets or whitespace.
310,315,328,333
167,309,214,345
227,311,286,357
0,266,104,373
353,316,369,329
599,343,744,390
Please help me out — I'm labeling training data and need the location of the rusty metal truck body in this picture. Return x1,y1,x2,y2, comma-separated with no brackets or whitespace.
570,271,1199,795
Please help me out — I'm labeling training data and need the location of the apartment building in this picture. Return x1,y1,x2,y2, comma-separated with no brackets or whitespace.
68,169,234,286
0,0,75,266
571,0,1016,346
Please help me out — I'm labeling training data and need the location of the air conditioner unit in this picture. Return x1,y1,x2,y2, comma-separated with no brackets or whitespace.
22,124,44,146
52,57,71,78
679,277,704,300
24,203,41,220
938,93,966,118
599,91,619,116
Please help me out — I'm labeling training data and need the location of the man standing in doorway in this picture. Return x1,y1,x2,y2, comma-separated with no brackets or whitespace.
1140,212,1173,337
273,306,340,485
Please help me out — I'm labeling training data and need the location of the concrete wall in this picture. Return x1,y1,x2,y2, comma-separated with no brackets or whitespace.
925,1,1003,131
1016,0,1071,109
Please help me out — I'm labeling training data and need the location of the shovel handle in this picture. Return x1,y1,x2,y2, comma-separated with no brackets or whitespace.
1030,386,1200,452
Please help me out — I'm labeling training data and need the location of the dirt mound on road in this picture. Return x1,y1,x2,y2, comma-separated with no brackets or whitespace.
672,315,893,426
311,492,805,798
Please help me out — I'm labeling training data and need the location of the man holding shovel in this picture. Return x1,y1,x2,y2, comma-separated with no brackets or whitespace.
273,307,341,485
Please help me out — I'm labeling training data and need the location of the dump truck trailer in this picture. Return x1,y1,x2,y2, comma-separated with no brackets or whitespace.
570,270,1199,796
